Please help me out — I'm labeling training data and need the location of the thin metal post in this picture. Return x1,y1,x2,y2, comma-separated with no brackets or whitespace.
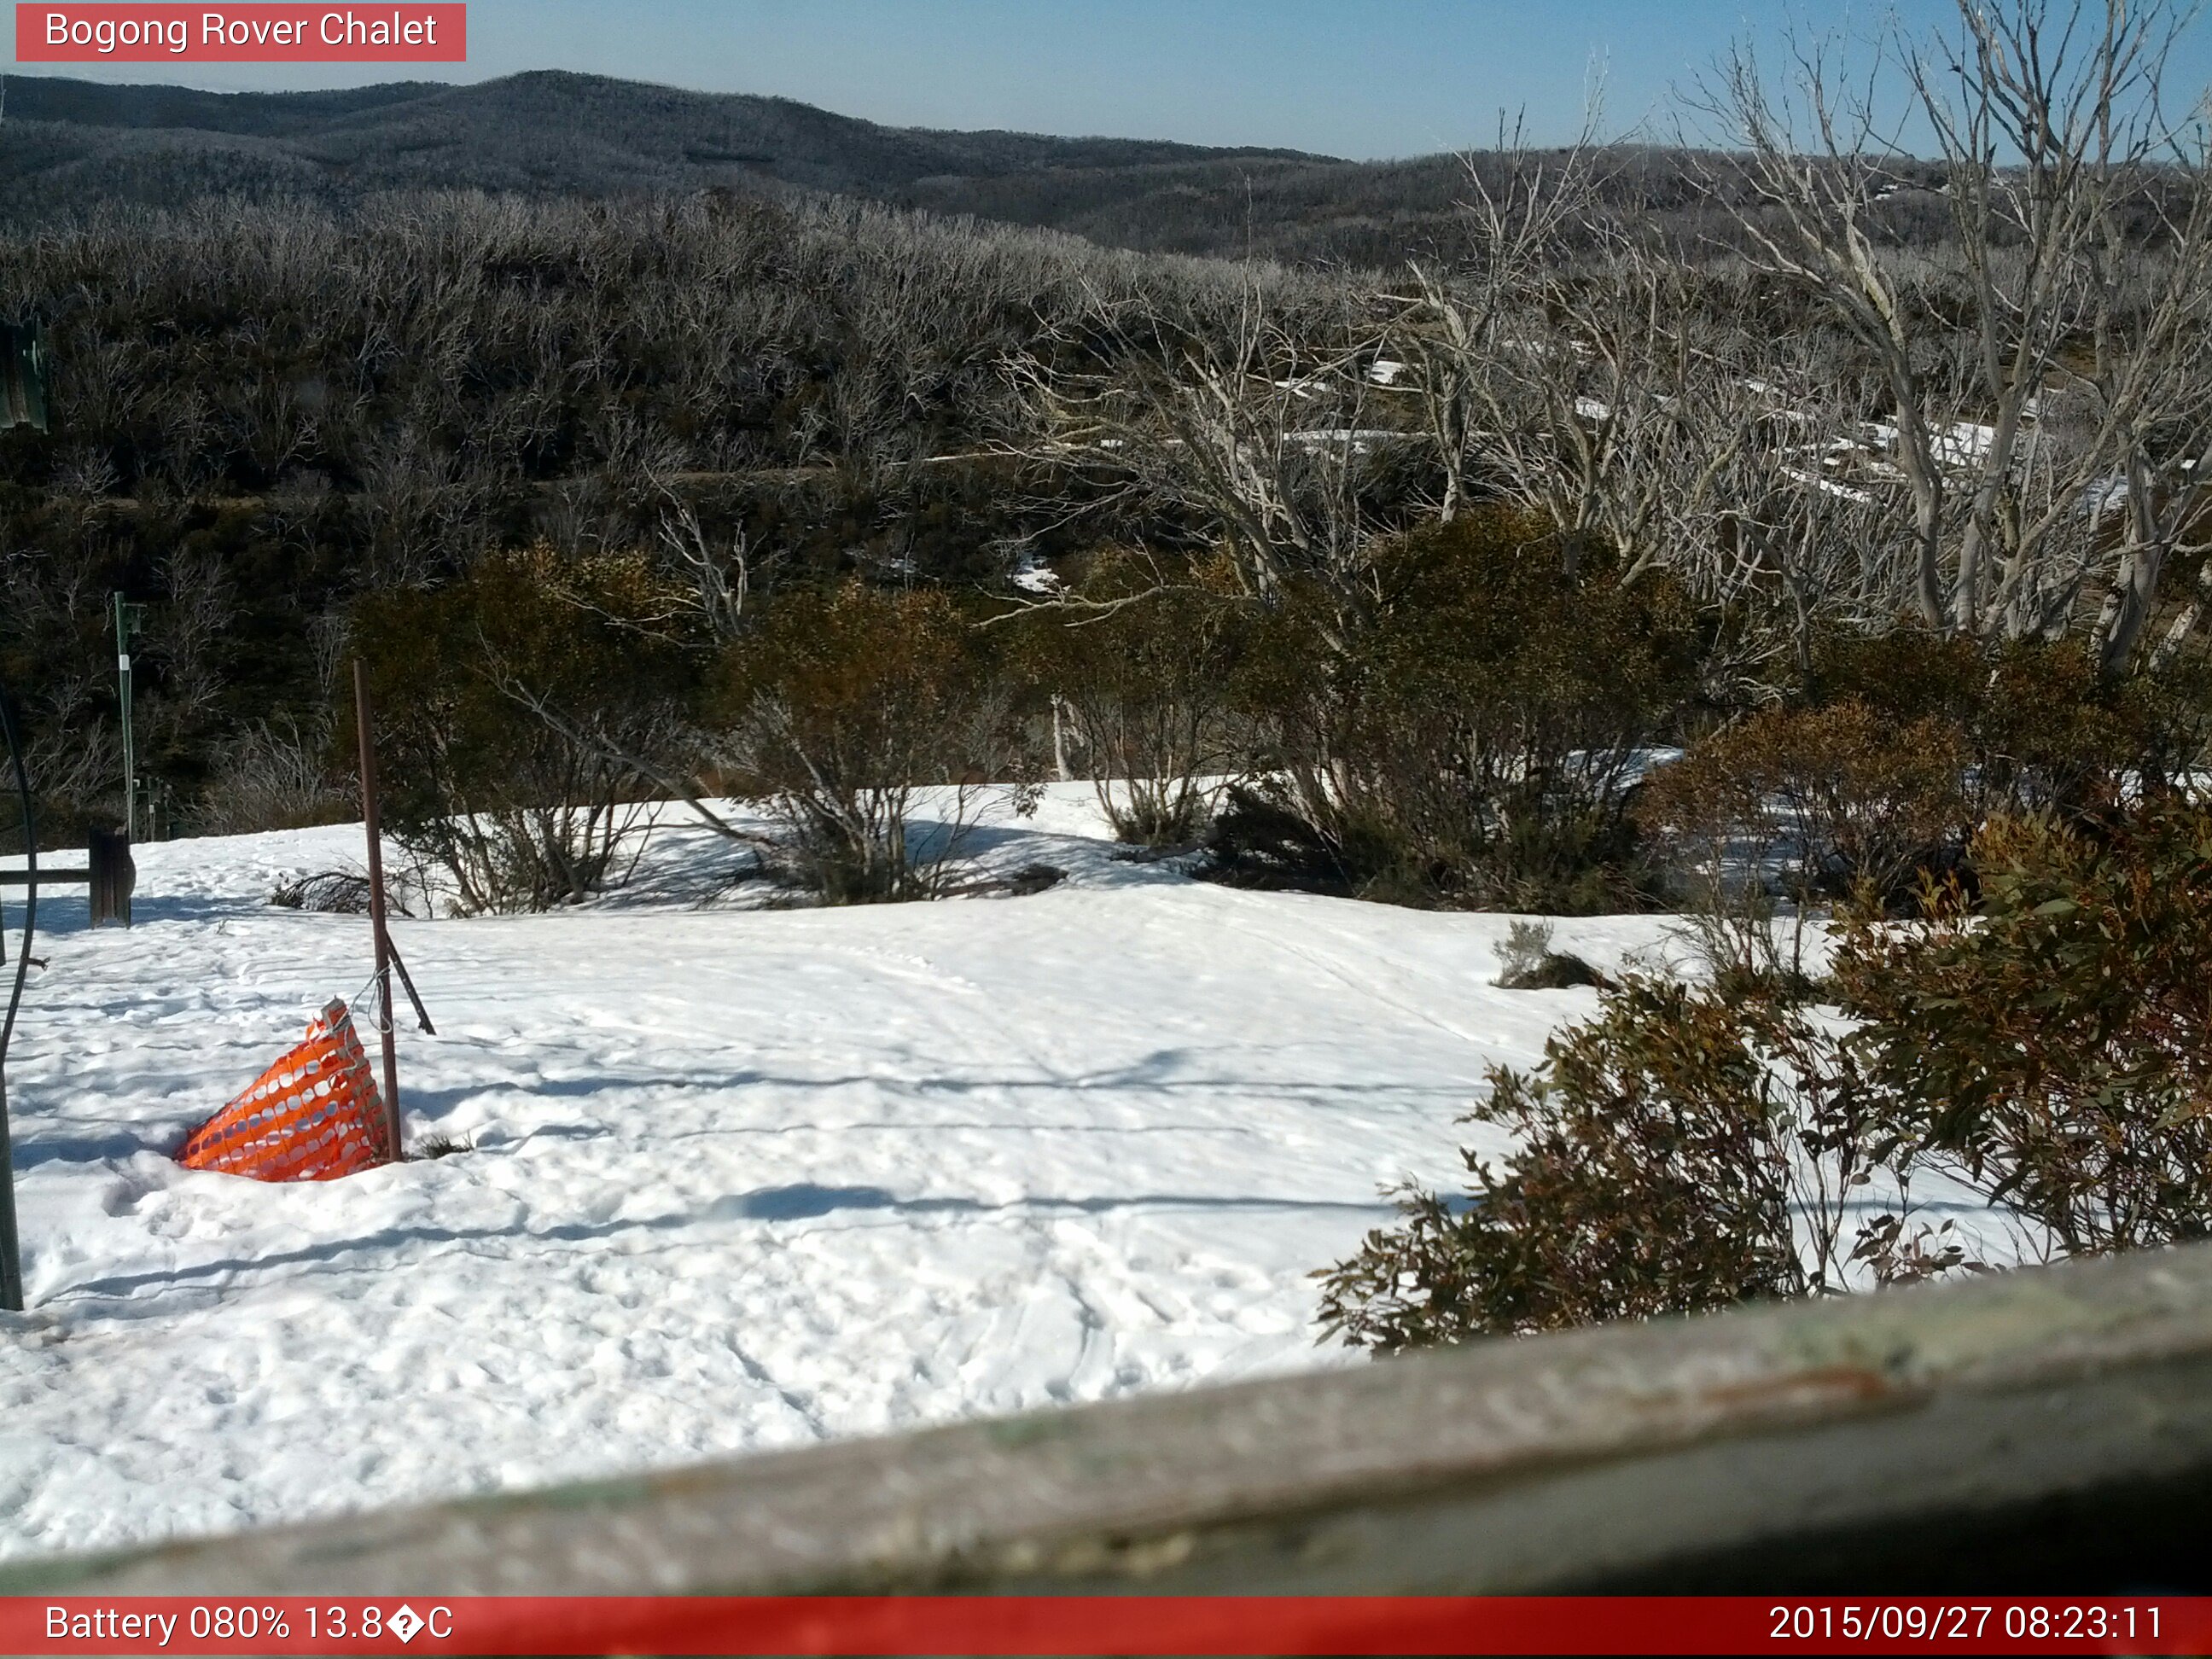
353,659,403,1163
114,594,135,844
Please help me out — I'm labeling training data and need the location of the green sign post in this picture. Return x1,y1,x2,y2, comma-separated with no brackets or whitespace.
114,595,144,842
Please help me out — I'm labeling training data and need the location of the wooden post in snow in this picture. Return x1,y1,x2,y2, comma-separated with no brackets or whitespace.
86,825,133,928
353,659,403,1163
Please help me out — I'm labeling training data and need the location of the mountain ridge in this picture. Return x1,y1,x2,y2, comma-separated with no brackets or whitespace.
0,68,1330,186
0,69,1499,263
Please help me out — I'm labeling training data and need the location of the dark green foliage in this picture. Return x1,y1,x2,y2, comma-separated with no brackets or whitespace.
1214,509,1700,911
1810,632,2198,819
1205,780,1391,899
1316,980,1895,1351
718,580,1016,903
1636,632,2212,993
1641,699,1969,907
1833,798,2212,1257
1319,794,2212,1353
353,546,697,912
1629,622,2212,975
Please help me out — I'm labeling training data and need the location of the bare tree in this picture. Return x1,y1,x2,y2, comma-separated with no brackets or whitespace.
1378,124,1609,527
1696,0,2212,661
1004,280,1395,651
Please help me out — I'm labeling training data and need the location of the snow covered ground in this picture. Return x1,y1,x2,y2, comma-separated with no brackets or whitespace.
0,787,1681,1564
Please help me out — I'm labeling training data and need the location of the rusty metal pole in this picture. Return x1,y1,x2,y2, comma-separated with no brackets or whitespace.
353,659,403,1163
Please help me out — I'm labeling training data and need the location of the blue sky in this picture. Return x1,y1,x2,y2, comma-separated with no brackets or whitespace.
9,2,2211,160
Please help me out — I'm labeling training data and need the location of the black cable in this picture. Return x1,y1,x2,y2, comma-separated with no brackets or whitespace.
0,690,32,1062
0,684,32,1311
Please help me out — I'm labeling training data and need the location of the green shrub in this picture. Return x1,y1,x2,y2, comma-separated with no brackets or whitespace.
1637,699,1968,993
1318,794,2212,1355
1639,632,2212,987
353,546,696,913
717,579,1017,902
1832,797,2212,1257
1810,632,2201,819
1315,979,1917,1351
1013,549,1248,847
1214,509,1701,911
1642,700,1968,905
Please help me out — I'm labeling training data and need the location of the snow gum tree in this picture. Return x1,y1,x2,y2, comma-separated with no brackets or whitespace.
1697,0,2212,661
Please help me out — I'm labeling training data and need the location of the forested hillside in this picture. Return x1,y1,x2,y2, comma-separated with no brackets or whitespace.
1,71,1939,266
0,190,1319,831
0,71,1337,247
1,21,2206,887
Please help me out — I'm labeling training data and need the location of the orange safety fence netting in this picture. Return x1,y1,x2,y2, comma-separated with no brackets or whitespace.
176,998,393,1181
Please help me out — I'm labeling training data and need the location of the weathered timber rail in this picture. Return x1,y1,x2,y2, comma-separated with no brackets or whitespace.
0,829,135,929
9,1241,2212,1595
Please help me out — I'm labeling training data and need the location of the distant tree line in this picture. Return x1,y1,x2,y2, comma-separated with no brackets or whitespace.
0,69,1976,269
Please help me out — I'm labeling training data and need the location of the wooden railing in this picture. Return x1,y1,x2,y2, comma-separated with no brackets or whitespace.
0,827,136,928
10,1240,2212,1595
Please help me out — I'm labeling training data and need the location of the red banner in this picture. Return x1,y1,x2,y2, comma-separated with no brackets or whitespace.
3,1596,2207,1655
14,4,464,61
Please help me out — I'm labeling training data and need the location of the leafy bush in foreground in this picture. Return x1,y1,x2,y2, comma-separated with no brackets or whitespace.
1315,979,1914,1352
1318,795,2212,1352
1833,798,2212,1258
